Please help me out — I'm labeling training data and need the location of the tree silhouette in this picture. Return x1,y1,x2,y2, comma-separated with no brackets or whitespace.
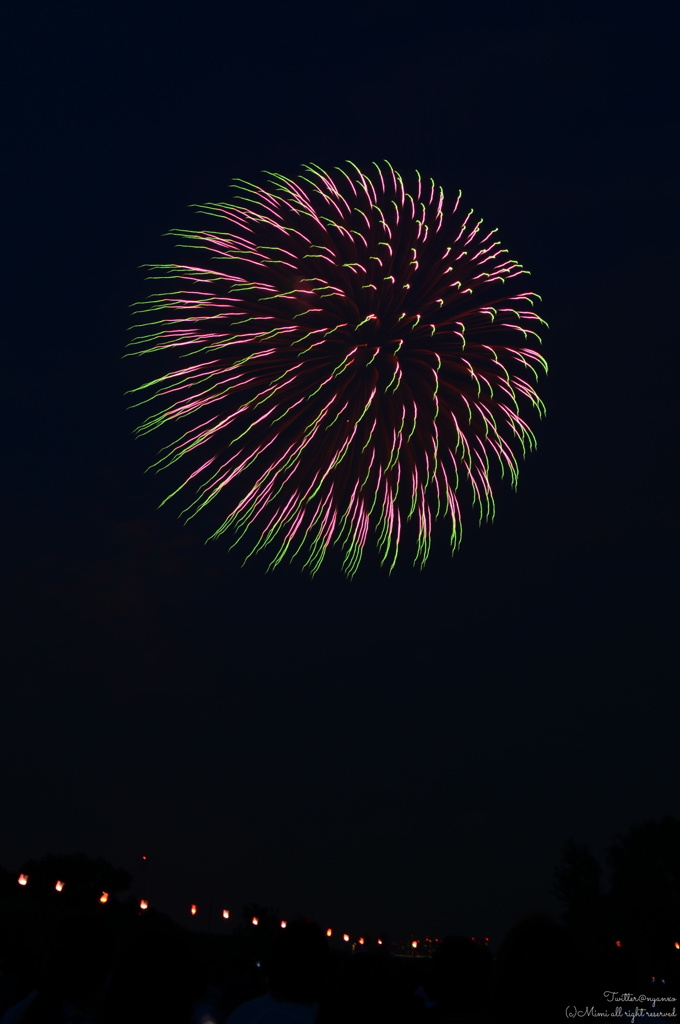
553,818,680,981
552,840,605,953
608,818,680,950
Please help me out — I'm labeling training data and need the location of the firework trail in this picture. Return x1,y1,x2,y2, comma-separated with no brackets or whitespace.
129,161,547,575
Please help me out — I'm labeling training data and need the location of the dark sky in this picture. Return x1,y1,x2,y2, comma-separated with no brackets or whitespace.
3,0,678,944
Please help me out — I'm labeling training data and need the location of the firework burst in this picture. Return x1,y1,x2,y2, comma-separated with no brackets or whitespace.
129,161,547,575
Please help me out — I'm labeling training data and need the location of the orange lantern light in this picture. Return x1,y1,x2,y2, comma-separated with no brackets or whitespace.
18,874,28,886
326,928,332,938
615,939,622,948
411,940,418,949
100,892,109,904
280,920,287,929
140,899,148,911
342,933,349,943
377,939,383,946
252,916,259,926
358,937,365,946
190,904,197,916
55,880,64,892
222,909,230,920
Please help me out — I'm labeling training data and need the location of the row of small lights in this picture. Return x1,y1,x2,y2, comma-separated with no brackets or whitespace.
16,874,417,948
23,874,680,955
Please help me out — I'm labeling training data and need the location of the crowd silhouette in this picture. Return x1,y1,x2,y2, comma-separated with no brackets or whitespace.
0,911,676,1023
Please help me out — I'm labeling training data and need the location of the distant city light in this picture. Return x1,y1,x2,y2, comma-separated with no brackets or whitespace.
55,880,64,892
18,874,28,886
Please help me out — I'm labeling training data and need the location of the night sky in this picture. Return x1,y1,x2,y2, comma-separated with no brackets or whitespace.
3,0,677,945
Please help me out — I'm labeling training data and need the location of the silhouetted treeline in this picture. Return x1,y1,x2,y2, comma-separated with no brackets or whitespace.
553,816,680,979
1,833,679,1021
